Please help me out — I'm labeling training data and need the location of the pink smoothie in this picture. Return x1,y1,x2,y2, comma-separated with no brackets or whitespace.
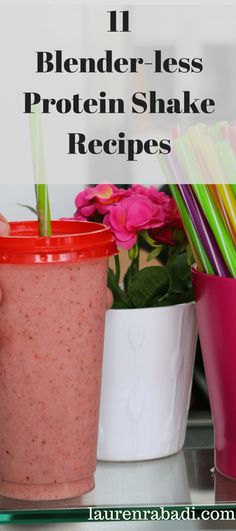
0,258,109,500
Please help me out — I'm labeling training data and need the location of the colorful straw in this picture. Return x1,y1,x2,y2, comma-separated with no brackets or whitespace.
173,134,236,277
192,184,236,277
189,139,236,242
168,153,229,276
29,110,52,237
169,184,214,274
180,184,229,277
215,184,236,235
208,184,235,243
215,141,236,201
160,125,236,278
160,154,215,274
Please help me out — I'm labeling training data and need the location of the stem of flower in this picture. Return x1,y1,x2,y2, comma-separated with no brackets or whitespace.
136,245,140,272
133,243,140,274
166,246,178,270
115,254,121,285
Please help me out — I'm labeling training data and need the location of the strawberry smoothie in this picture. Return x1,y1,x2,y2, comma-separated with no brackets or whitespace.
0,220,116,500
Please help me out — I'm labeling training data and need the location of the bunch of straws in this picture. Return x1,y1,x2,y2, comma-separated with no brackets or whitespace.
160,122,236,278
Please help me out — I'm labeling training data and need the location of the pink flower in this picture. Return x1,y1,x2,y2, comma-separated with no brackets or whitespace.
74,184,130,220
131,185,170,206
130,184,182,225
149,227,177,246
73,184,183,251
104,194,165,250
149,197,183,246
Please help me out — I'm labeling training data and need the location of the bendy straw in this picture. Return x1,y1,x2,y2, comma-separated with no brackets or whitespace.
215,140,236,201
174,135,236,277
208,184,235,243
180,184,229,276
192,185,236,277
160,153,215,274
168,152,229,276
231,184,236,199
215,184,236,237
215,140,236,184
191,139,236,242
29,110,52,237
159,156,203,270
169,184,214,274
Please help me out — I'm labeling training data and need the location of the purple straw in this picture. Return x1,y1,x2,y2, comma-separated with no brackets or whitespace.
180,184,230,276
168,152,230,277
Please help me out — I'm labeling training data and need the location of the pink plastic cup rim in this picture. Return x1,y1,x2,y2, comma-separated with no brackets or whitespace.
192,265,236,283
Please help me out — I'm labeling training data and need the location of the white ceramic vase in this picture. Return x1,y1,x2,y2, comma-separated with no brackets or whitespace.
98,302,197,461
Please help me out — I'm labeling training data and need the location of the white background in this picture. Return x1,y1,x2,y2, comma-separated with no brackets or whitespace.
0,2,236,217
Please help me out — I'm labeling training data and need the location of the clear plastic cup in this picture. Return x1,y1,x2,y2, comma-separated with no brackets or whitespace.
0,220,116,500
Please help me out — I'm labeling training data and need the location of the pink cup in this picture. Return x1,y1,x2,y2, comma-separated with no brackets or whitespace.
192,268,236,480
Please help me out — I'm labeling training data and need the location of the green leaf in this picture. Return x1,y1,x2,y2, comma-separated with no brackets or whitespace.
127,266,170,308
187,244,195,266
17,203,37,215
173,228,187,244
170,252,192,290
123,254,141,301
154,288,194,307
108,268,130,309
112,299,131,310
146,245,163,262
169,271,185,294
123,262,132,297
167,244,184,269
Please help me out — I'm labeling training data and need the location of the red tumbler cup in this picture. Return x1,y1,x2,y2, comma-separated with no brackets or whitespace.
192,268,236,480
0,220,117,501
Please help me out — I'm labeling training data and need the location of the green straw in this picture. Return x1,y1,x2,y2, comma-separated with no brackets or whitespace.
34,184,51,237
29,110,52,237
169,185,214,275
192,184,236,276
174,135,236,277
232,184,236,199
159,156,214,274
215,141,236,196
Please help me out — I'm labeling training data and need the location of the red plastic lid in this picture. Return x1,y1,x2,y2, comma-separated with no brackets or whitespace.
0,220,117,264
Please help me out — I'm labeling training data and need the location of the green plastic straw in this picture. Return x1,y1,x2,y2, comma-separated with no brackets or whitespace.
192,184,236,276
191,137,236,237
232,184,236,199
29,110,51,237
169,185,214,275
215,141,236,193
34,184,51,237
159,156,214,274
174,136,236,277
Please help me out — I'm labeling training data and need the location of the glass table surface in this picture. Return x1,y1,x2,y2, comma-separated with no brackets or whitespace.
1,419,236,528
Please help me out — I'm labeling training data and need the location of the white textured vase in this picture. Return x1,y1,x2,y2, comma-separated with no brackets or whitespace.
98,302,197,461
